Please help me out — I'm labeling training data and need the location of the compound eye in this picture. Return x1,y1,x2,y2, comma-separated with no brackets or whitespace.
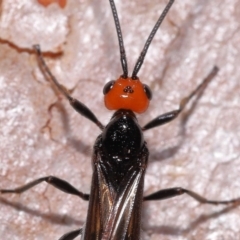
103,80,115,95
143,84,152,100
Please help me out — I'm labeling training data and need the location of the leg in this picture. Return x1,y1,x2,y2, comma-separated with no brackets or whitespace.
144,187,240,205
59,228,82,240
142,66,219,131
33,45,104,130
0,176,89,201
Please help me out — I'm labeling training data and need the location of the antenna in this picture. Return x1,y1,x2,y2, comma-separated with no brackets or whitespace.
132,0,174,79
109,0,128,78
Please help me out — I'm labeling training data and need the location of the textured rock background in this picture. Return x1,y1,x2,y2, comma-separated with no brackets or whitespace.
0,0,240,239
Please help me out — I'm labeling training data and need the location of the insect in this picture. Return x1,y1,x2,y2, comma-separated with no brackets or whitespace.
1,0,240,239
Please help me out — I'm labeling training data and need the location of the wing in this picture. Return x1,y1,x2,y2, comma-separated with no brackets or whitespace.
101,164,145,240
81,145,148,240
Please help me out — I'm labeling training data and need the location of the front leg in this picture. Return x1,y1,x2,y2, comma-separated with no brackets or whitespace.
143,66,219,131
33,45,104,130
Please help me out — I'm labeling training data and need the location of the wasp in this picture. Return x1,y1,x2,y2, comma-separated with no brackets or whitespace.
1,0,239,239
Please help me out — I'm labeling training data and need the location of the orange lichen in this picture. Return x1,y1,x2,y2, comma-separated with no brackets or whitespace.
37,0,67,8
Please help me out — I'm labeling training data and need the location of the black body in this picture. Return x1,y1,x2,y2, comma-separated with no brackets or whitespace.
82,110,148,239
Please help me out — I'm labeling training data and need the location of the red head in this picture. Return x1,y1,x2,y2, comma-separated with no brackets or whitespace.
104,0,174,114
103,76,152,114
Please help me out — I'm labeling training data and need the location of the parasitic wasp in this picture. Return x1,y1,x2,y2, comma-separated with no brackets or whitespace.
1,0,240,239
